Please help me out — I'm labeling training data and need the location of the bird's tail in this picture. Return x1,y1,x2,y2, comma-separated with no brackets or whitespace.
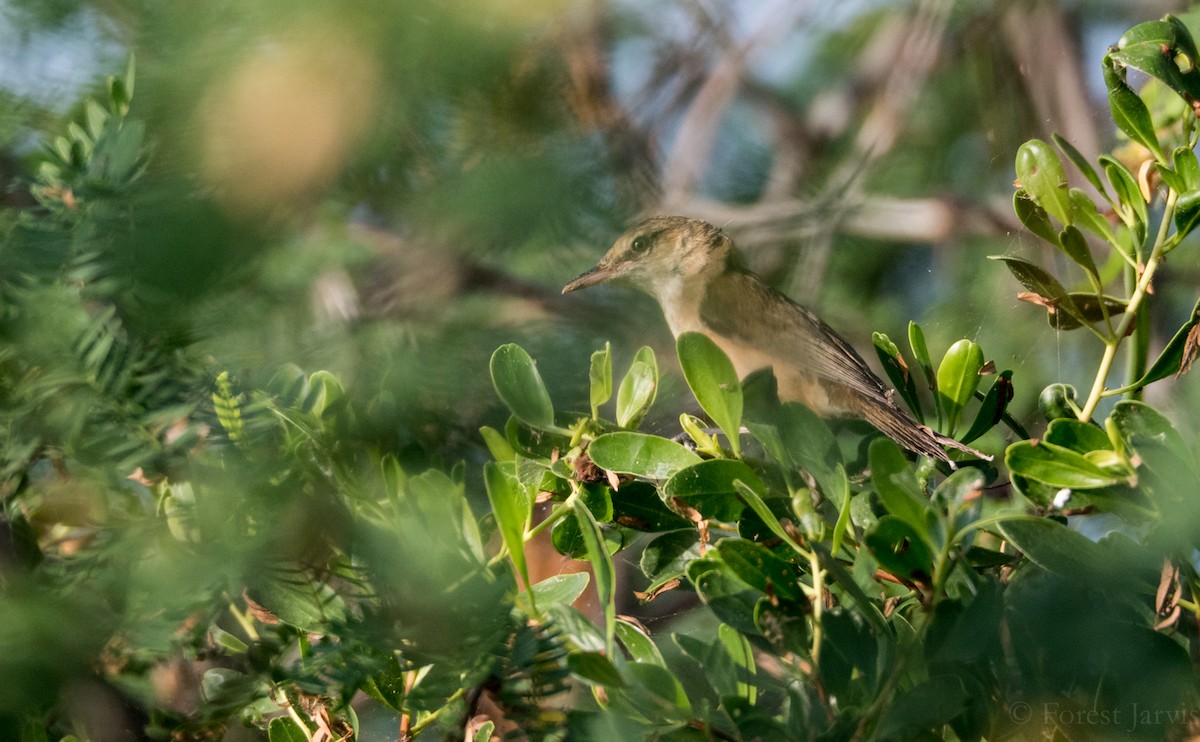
862,403,991,468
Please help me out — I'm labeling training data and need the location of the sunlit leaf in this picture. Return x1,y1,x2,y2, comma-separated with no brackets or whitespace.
1014,139,1072,225
616,347,657,428
1005,440,1127,489
677,332,743,456
590,342,612,420
588,432,701,480
490,343,555,429
936,339,984,434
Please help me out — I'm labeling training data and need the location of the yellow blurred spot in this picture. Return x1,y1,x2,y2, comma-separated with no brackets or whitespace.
197,26,379,217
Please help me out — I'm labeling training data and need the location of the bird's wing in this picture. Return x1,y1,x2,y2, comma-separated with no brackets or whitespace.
699,269,893,403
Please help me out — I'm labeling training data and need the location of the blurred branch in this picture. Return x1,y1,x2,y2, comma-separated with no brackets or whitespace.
660,0,808,207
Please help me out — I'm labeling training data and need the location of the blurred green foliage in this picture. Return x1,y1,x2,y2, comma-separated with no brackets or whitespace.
3,2,1200,741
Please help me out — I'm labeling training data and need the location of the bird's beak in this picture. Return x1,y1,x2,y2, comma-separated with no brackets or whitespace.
562,263,619,294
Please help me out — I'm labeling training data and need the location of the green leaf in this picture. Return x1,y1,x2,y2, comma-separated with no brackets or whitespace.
1046,293,1126,331
865,516,934,583
640,529,701,586
1133,297,1200,388
732,479,808,557
1004,440,1126,489
1102,54,1162,157
1174,190,1200,239
1174,146,1200,190
484,461,532,592
869,438,933,543
1015,139,1072,225
989,255,1085,326
568,650,625,686
268,718,308,742
1012,190,1060,246
936,339,984,434
611,482,691,531
998,517,1111,578
677,332,743,456
876,675,970,741
471,721,495,742
615,347,658,428
1100,155,1149,236
1043,418,1112,455
1110,18,1200,108
961,370,1013,445
615,619,665,665
587,432,701,480
1052,133,1107,195
714,538,803,603
873,332,923,422
662,459,764,521
480,425,515,462
718,624,757,704
572,497,616,652
490,344,555,429
624,662,692,719
517,573,590,614
908,321,937,394
589,342,612,419
1057,225,1099,279
1109,400,1194,468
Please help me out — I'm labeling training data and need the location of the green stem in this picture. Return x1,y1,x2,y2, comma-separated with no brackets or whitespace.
808,549,824,671
1078,190,1176,421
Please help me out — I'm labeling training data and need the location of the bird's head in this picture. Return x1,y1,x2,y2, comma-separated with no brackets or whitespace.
562,216,735,298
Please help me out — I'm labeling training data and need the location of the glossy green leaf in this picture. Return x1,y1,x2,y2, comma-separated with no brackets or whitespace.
732,479,807,557
961,370,1013,445
931,467,985,513
1037,383,1079,421
936,339,984,433
1174,146,1200,190
1004,440,1126,489
719,624,757,703
1012,190,1060,246
616,346,658,428
1110,18,1200,106
1109,400,1194,467
873,332,923,422
1043,418,1112,455
588,432,701,480
568,650,625,686
869,438,933,542
1052,133,1107,195
1067,189,1116,244
1057,225,1099,279
517,573,590,614
615,619,665,666
714,538,803,602
1100,155,1149,234
1156,162,1188,194
589,342,612,419
1174,190,1200,239
484,461,532,591
1015,139,1072,225
1102,54,1162,157
490,343,555,429
1132,296,1200,388
662,459,762,521
677,332,743,456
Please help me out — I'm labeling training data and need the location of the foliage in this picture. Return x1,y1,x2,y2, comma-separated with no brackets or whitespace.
3,7,1200,742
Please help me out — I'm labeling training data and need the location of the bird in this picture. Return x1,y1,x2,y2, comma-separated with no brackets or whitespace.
561,215,987,465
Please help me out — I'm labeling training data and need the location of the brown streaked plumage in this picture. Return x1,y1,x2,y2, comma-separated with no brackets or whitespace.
562,215,988,465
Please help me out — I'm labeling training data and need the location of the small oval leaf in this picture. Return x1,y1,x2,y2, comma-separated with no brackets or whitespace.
677,332,743,456
588,432,701,480
490,344,555,429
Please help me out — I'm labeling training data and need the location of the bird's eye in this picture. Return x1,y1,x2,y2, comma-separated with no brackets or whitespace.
631,236,649,253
